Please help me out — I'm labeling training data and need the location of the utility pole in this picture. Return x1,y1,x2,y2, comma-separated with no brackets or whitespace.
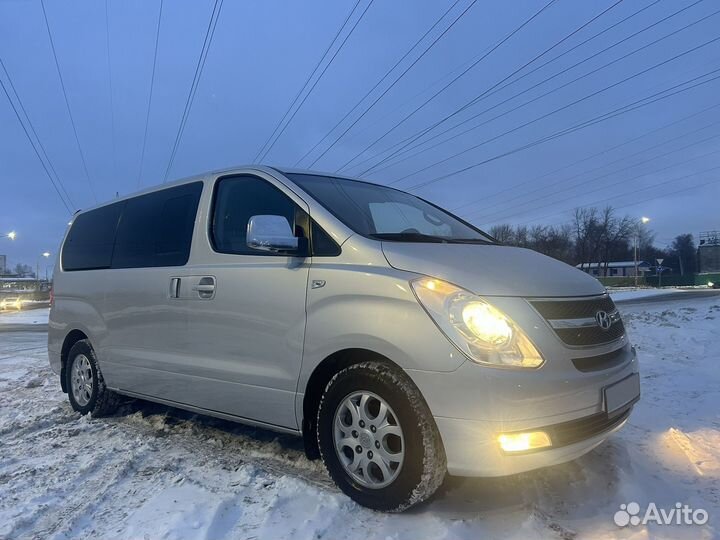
634,217,650,287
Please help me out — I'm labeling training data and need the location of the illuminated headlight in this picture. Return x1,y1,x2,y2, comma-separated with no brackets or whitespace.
498,431,552,453
410,277,544,369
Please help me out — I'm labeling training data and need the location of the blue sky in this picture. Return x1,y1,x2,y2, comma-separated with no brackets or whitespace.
1,0,719,269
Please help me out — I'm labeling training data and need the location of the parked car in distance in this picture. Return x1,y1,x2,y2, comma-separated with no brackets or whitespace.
48,166,640,512
0,296,23,311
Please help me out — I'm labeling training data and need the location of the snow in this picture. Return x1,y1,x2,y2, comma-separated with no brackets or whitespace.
0,298,718,538
0,307,50,325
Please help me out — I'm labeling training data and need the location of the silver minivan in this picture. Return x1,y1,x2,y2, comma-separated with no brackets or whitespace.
49,166,640,511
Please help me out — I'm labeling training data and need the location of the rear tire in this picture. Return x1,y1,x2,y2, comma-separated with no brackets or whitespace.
65,340,119,417
317,361,446,512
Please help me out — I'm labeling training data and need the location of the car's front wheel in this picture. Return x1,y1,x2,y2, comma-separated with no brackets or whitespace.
317,361,446,512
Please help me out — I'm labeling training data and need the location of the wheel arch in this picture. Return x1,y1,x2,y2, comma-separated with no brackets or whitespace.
301,348,404,460
60,329,89,393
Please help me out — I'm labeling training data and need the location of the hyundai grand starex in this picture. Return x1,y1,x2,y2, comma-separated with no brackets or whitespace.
48,166,640,512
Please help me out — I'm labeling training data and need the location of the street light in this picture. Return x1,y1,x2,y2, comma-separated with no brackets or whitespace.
4,231,16,240
634,217,651,287
37,252,50,290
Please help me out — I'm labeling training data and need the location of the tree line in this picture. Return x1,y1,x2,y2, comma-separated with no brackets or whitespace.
488,206,697,276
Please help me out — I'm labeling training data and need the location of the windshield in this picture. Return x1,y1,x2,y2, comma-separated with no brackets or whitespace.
285,173,494,244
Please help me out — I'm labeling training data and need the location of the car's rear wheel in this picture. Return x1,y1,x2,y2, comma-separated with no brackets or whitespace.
317,361,446,512
65,340,119,417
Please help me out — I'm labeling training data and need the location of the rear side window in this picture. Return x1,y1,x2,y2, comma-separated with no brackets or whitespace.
112,182,203,268
62,202,124,271
62,182,202,271
211,175,300,255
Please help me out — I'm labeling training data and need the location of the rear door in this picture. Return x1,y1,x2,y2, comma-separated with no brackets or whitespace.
100,182,204,397
179,173,311,429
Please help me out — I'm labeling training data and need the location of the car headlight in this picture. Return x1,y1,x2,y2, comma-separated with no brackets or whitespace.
410,277,544,369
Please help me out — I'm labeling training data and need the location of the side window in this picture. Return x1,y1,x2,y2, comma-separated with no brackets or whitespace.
62,202,124,271
211,175,300,255
311,220,341,257
112,182,202,268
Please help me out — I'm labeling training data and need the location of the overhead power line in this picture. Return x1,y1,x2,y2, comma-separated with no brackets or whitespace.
163,0,223,183
357,0,641,176
253,0,361,162
0,68,74,214
401,67,720,192
256,0,374,164
292,0,464,167
253,0,364,164
331,0,560,172
397,35,720,189
40,0,97,202
359,0,704,177
467,113,720,219
480,133,720,223
105,0,116,185
451,100,720,213
304,0,478,168
137,0,164,188
512,162,720,227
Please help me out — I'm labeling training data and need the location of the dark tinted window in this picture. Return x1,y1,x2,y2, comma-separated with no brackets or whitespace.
112,182,202,268
311,220,341,256
211,175,300,255
62,202,124,271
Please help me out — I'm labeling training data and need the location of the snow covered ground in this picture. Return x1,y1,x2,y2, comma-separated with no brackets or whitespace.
0,298,718,539
0,307,50,325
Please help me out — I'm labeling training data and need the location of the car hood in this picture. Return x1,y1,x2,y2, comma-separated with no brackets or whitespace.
381,242,605,298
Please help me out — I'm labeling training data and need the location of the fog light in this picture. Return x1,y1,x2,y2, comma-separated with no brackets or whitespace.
498,431,552,452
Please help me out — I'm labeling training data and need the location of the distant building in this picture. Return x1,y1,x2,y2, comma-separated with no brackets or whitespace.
698,231,720,273
576,261,651,278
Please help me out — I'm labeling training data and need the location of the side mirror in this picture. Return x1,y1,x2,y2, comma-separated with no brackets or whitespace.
247,215,300,253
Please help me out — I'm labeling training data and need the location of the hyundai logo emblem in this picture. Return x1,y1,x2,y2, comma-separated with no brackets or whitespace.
595,310,612,331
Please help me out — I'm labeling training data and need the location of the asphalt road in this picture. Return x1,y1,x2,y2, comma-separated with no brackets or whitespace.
614,289,720,305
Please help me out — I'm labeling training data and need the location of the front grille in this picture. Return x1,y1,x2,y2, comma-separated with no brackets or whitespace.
530,295,626,347
500,407,633,453
531,295,616,319
547,408,631,447
555,321,626,346
572,344,630,372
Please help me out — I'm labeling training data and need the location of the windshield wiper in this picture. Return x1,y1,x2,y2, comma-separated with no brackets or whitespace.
444,237,493,244
369,232,447,243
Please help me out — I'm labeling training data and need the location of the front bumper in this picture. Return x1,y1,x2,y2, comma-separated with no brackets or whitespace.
435,405,633,476
406,343,639,477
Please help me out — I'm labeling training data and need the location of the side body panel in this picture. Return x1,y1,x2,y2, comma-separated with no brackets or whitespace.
177,169,311,429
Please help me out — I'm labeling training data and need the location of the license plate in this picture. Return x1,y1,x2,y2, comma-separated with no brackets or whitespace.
604,373,640,414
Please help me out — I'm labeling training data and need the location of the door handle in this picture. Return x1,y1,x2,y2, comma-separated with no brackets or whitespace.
169,277,180,298
192,276,216,299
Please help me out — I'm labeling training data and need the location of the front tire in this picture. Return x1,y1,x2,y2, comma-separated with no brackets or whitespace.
65,340,119,417
317,361,446,512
